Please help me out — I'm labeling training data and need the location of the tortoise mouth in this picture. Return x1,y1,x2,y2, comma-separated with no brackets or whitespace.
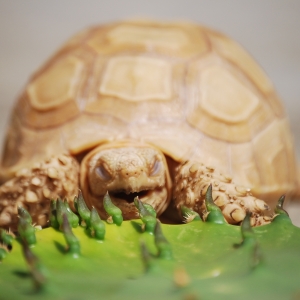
110,190,150,203
100,186,168,219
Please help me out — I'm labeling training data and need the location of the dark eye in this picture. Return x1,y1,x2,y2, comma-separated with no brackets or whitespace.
150,160,162,176
95,163,112,181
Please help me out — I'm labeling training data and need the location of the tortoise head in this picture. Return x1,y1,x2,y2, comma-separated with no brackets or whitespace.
80,141,172,219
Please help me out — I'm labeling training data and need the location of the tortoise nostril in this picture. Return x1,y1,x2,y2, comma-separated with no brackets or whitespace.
122,168,142,178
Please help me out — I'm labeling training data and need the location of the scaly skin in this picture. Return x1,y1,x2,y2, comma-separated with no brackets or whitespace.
0,154,79,230
174,161,272,226
0,193,300,300
0,152,272,230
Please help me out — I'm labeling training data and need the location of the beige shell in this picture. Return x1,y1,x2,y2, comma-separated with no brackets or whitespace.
0,20,298,204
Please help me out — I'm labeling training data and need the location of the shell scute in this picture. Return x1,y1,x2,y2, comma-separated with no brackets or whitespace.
207,31,273,95
99,56,172,102
18,55,87,129
27,56,83,111
252,120,297,195
186,54,274,143
84,56,185,125
87,21,209,58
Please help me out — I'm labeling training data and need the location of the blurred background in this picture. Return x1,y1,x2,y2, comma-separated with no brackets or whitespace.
0,0,299,223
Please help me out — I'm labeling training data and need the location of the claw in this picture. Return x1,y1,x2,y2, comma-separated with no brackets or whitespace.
181,206,201,223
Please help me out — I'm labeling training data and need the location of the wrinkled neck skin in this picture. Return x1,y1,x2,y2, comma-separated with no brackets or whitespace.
80,141,172,220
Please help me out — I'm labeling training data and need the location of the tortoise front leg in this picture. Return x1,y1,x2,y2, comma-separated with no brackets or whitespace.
0,154,79,230
173,161,272,226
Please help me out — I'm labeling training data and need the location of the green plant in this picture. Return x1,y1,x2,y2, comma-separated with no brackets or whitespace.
1,191,300,300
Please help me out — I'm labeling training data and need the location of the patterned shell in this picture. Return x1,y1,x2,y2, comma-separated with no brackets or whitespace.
1,20,298,202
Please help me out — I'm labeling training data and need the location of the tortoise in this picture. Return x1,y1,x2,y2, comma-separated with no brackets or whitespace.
0,20,298,229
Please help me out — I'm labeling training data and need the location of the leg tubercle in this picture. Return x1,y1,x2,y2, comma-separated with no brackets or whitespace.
173,161,272,226
0,154,79,230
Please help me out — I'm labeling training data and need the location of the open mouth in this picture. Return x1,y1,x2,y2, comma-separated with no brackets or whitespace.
110,190,150,203
101,186,168,219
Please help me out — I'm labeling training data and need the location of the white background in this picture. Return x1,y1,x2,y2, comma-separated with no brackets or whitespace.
0,0,299,223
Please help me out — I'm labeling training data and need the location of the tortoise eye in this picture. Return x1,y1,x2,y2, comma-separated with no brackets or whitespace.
95,163,112,181
150,160,162,177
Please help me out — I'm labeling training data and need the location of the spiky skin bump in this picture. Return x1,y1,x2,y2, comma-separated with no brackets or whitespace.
174,161,272,226
0,154,79,230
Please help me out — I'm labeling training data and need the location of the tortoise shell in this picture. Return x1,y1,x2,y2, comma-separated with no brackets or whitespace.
1,20,298,204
